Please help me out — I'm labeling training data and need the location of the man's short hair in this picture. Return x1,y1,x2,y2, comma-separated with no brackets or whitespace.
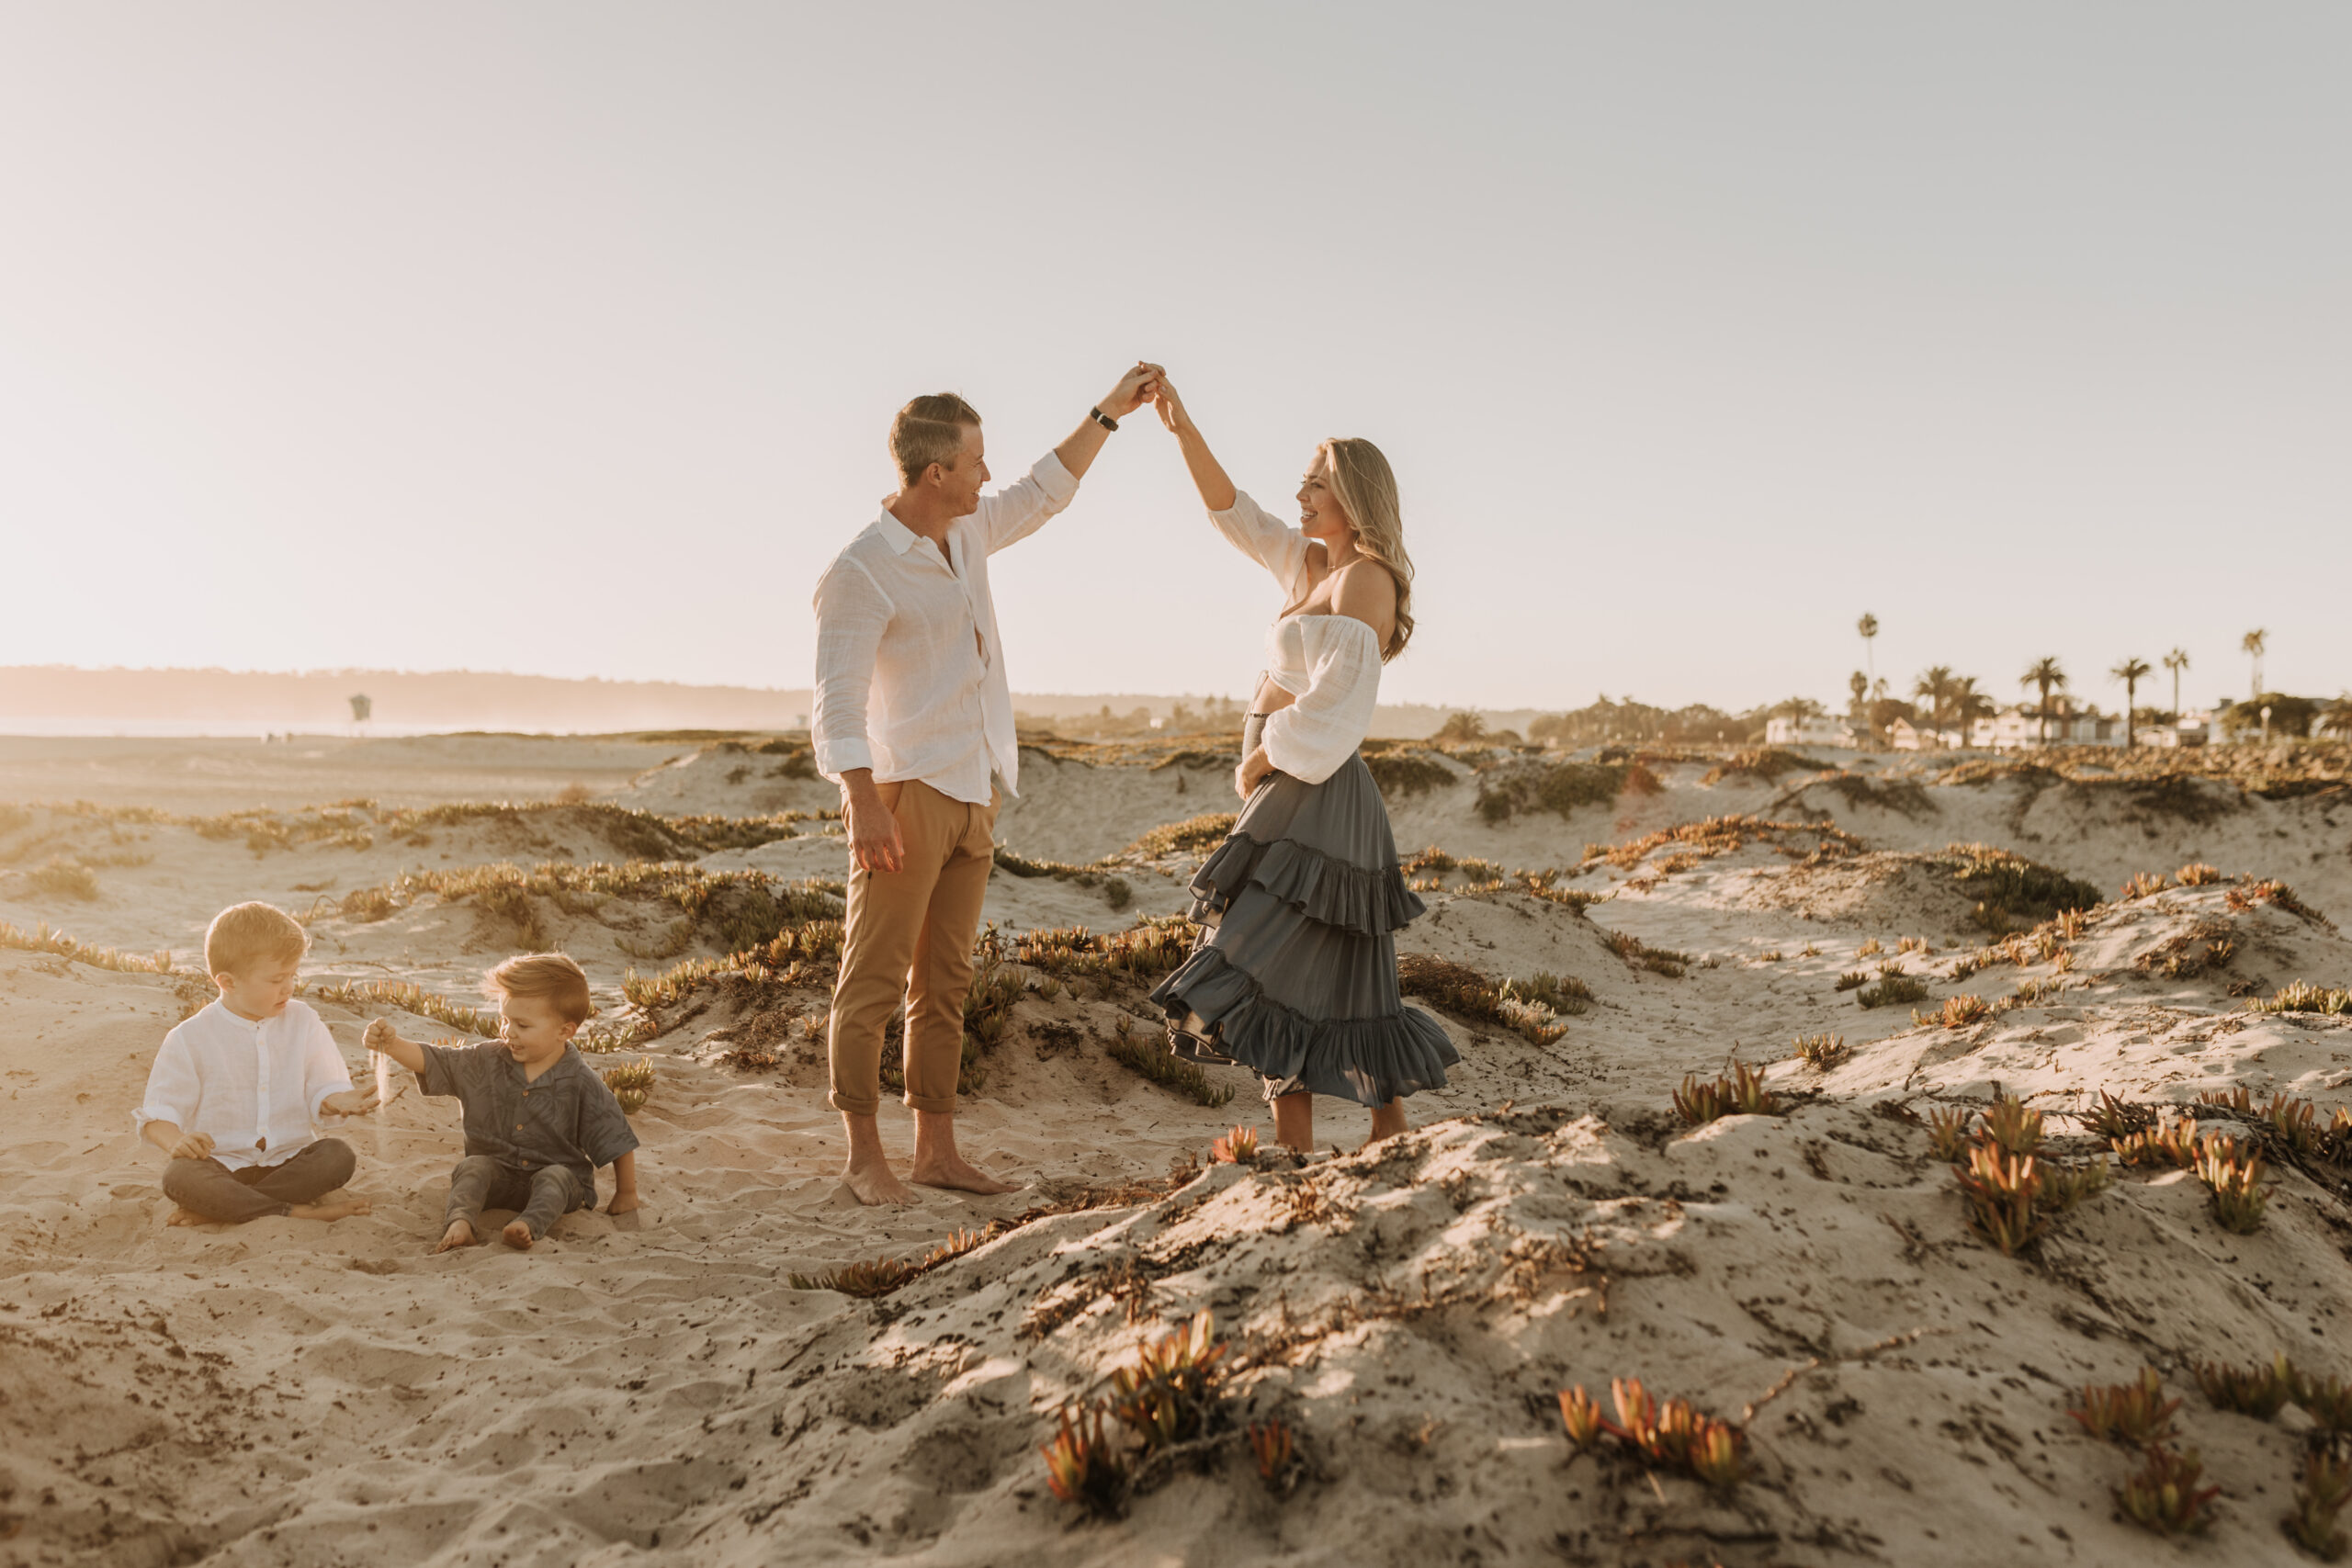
205,902,310,977
483,952,596,1026
889,392,981,486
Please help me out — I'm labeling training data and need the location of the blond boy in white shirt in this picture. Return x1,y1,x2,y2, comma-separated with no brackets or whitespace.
135,902,376,1226
812,364,1160,1205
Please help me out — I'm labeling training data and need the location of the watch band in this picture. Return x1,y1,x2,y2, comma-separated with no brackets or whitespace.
1089,406,1118,433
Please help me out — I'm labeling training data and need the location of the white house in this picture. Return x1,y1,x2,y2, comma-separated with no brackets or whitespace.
1764,716,1855,748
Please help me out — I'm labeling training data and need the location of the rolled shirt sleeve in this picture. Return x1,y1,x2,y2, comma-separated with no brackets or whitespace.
810,557,890,783
300,1009,355,1119
1207,491,1312,595
967,452,1080,556
132,1032,199,1135
1260,617,1384,785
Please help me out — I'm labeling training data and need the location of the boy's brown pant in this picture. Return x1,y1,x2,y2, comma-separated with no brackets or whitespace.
828,779,1000,1117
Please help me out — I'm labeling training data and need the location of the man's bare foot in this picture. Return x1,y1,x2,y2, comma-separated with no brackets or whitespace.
842,1160,915,1207
910,1152,1019,1196
165,1205,209,1227
501,1219,536,1250
290,1198,372,1223
435,1218,477,1253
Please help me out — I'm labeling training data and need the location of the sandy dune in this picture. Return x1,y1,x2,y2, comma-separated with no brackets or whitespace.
3,738,2349,1565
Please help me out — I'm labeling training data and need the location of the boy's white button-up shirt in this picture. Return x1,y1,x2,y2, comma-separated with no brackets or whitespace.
810,452,1080,805
134,999,354,1171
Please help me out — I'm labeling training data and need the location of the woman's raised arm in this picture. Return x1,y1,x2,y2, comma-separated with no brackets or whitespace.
1151,377,1238,511
1153,376,1309,589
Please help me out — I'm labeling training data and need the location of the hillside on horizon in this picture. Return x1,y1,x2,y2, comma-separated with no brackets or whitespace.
0,665,1540,740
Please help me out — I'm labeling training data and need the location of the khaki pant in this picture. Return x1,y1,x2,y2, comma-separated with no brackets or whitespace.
828,778,1000,1116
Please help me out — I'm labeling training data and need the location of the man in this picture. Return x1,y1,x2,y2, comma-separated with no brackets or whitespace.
812,363,1161,1204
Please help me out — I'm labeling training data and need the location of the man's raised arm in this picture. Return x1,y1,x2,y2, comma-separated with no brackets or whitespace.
1052,362,1164,481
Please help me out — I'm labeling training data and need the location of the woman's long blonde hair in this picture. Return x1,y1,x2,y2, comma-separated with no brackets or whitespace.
1320,437,1415,660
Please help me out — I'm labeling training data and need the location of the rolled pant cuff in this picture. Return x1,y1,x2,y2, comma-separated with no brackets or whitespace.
900,1090,957,1115
828,1090,883,1117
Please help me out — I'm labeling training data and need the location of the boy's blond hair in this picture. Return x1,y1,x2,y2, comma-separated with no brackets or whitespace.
483,952,596,1026
204,902,310,978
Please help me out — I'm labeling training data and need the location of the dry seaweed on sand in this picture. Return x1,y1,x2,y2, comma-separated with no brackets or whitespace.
1396,953,1579,1043
1105,1015,1234,1107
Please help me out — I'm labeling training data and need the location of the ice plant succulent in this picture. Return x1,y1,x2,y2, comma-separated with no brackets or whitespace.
1954,1139,2048,1255
2294,1371,2352,1440
1927,1105,1973,1162
2112,1114,2201,1170
1558,1385,1604,1450
2290,1449,2352,1560
1672,1061,1778,1124
2069,1369,2181,1447
1979,1092,2045,1156
1040,1404,1127,1517
2115,1446,2221,1537
1589,1377,1748,1490
1109,1309,1228,1454
2192,1352,2298,1419
1209,1125,1260,1165
599,1060,655,1115
2194,1135,2269,1234
1932,994,1991,1029
1793,1032,1847,1069
1247,1419,1297,1489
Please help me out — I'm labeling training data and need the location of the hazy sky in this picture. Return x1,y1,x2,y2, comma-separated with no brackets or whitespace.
2,4,2345,714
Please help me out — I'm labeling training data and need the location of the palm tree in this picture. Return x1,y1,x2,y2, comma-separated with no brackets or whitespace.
2020,657,2068,745
1912,666,1959,747
1951,677,1996,748
2111,657,2153,747
2163,647,2190,719
2242,629,2267,702
1857,614,1879,687
2322,694,2352,741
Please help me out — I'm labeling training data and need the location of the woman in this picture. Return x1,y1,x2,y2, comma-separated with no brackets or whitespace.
1145,377,1457,1152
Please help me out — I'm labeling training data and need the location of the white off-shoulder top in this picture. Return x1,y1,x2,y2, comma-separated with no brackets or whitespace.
1208,490,1385,786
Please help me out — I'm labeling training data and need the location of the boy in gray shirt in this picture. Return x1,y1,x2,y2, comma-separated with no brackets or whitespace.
367,953,639,1251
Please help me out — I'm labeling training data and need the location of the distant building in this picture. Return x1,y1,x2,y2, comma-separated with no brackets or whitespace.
1764,716,1855,748
1970,708,2042,749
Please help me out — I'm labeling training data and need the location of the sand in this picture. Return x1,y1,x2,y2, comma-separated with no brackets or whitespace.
3,738,2349,1566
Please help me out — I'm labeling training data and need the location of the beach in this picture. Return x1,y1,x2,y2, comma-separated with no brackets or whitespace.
5,733,2351,1566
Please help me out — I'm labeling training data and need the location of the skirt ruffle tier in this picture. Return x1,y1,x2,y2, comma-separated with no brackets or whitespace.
1148,751,1457,1108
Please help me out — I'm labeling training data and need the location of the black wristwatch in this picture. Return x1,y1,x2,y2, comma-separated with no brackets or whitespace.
1089,406,1118,433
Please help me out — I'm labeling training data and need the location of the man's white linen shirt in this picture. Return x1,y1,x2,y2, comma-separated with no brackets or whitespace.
812,453,1080,805
134,999,355,1170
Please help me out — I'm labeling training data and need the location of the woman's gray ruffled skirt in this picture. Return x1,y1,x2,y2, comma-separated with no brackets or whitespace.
1148,728,1458,1108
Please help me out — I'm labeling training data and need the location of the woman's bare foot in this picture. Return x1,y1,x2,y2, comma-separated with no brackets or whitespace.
501,1219,536,1250
910,1151,1018,1195
1364,1098,1408,1147
435,1218,477,1253
165,1205,209,1227
289,1198,372,1223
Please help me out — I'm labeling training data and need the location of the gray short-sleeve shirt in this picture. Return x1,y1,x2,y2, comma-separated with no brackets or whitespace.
415,1042,639,1188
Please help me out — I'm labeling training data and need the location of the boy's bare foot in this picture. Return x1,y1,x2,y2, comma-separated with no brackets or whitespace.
842,1159,915,1207
290,1198,372,1223
910,1152,1018,1196
165,1205,209,1227
501,1219,536,1250
435,1219,477,1253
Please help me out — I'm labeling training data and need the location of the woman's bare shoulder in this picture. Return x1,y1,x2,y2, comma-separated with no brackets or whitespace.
1329,559,1397,637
